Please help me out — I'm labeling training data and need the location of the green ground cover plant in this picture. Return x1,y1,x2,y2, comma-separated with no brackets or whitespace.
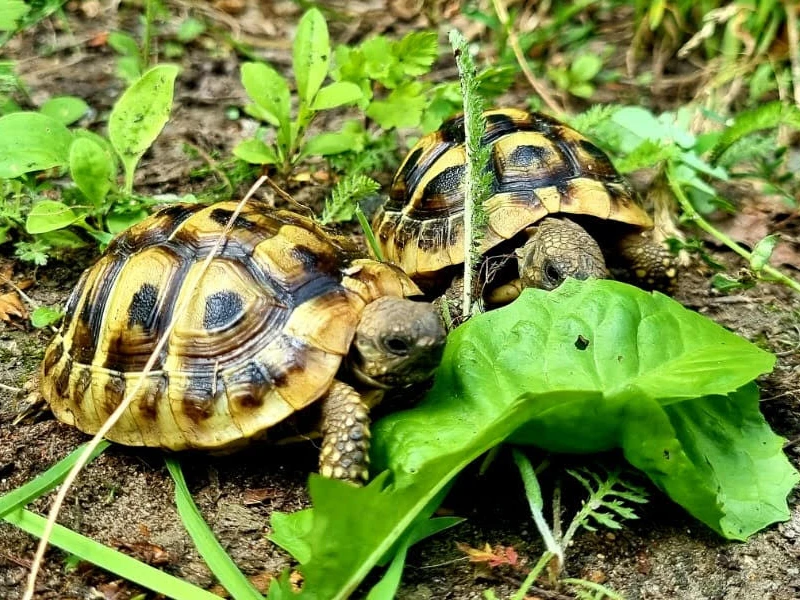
0,64,180,269
235,7,514,184
571,102,800,293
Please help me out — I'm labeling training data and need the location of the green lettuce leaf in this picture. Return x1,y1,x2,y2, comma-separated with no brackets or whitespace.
269,280,795,599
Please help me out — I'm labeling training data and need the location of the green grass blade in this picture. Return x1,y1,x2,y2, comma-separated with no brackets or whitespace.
3,507,221,600
0,441,111,517
165,457,264,600
355,205,383,261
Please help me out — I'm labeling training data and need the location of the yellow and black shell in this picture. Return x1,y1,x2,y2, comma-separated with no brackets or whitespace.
41,202,419,451
373,108,653,279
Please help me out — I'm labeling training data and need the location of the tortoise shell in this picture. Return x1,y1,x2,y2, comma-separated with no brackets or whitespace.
373,108,653,279
41,202,419,451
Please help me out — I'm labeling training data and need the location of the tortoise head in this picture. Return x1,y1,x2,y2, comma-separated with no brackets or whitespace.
349,296,446,389
518,217,609,291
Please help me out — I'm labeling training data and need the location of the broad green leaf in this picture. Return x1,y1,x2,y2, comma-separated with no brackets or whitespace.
108,65,179,194
311,81,363,110
26,200,81,234
177,17,206,42
0,112,73,177
40,96,89,125
37,229,88,249
73,129,120,177
105,206,148,234
366,81,427,129
107,31,141,58
269,509,313,564
570,54,603,82
70,137,113,205
750,234,780,272
362,37,394,83
0,0,29,31
268,280,791,599
30,305,63,328
293,8,330,104
679,150,728,181
115,55,142,84
569,82,595,98
240,62,291,128
392,31,439,77
644,385,796,540
233,138,280,165
303,131,359,157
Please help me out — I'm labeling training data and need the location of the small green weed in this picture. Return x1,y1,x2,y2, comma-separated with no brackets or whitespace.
107,0,167,83
235,8,513,178
234,9,366,174
481,453,644,600
572,101,800,293
0,64,180,263
320,173,380,225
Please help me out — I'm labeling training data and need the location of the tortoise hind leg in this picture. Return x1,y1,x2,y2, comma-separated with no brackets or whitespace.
613,231,677,292
319,380,371,484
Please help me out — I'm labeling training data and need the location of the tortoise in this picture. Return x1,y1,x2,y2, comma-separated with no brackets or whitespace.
39,201,446,484
373,108,676,305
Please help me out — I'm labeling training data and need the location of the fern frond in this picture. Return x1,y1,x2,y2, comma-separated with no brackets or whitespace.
320,173,381,225
562,467,649,547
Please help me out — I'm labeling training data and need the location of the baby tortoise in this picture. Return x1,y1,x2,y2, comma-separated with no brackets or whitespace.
40,202,446,484
373,108,676,306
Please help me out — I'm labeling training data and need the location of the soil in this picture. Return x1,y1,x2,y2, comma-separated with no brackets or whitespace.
2,2,799,600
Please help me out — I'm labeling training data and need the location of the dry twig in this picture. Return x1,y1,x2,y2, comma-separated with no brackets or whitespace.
490,0,563,115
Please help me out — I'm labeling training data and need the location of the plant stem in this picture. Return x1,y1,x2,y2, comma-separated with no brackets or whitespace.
562,578,625,600
512,450,564,568
665,165,800,294
449,30,491,318
785,0,800,107
142,0,155,70
510,551,555,600
491,0,562,115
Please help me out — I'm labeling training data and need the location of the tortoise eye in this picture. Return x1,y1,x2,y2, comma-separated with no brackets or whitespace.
543,261,562,284
383,336,411,356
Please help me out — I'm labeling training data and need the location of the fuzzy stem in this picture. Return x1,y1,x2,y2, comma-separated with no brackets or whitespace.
665,166,800,294
449,30,491,318
513,450,564,568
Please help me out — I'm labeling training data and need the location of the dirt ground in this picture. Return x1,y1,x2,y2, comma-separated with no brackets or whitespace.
2,2,800,599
